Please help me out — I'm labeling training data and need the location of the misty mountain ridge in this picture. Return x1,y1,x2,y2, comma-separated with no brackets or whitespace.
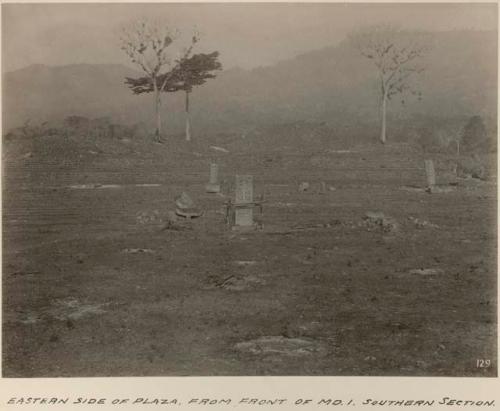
3,30,496,136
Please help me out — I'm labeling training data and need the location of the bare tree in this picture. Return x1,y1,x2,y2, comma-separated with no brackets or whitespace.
120,19,198,142
350,25,428,144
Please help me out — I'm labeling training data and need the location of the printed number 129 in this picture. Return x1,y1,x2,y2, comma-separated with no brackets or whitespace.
476,359,491,368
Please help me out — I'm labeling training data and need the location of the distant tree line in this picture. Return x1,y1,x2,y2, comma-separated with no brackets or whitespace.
116,19,492,151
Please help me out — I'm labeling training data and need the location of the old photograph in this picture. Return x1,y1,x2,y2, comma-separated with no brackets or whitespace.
1,2,497,377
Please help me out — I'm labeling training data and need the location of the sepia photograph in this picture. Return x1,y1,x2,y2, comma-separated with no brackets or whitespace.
1,2,497,378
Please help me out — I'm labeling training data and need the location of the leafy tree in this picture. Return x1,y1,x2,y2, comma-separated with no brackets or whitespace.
126,52,222,141
350,25,428,144
120,19,198,142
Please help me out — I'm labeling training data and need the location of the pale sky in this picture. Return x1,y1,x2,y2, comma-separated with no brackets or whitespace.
2,2,498,73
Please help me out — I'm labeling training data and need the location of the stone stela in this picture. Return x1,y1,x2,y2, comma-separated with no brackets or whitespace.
234,175,254,227
205,163,221,193
224,175,264,229
424,159,436,188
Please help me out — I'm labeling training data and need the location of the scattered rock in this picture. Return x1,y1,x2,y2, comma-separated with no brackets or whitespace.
234,260,257,266
69,183,123,190
18,313,41,324
293,321,323,337
416,360,428,368
408,216,439,229
166,210,178,222
365,211,384,220
204,273,264,291
426,186,455,194
99,184,121,189
69,184,100,190
50,298,106,321
409,268,444,276
122,248,155,254
260,225,294,235
175,208,203,219
294,255,314,265
205,183,221,194
136,210,161,224
328,185,336,191
175,192,195,210
268,202,295,207
363,212,398,233
209,145,229,153
161,221,188,231
298,182,310,192
160,211,192,231
235,336,327,356
222,275,264,291
400,186,426,193
175,192,203,219
318,182,327,194
10,270,40,278
456,156,488,180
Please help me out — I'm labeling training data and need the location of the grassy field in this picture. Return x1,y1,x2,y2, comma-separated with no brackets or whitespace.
2,132,497,376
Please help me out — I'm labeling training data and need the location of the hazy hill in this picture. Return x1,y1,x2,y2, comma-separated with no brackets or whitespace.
2,63,148,130
2,30,496,135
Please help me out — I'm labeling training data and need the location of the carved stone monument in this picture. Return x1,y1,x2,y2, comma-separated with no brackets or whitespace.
205,163,221,193
424,159,436,188
234,175,254,227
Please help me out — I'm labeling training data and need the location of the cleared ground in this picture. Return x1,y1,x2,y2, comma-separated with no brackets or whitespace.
2,134,497,376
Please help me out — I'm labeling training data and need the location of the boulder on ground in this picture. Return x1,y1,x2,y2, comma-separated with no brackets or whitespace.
175,192,195,210
175,192,202,219
363,212,398,233
298,182,310,192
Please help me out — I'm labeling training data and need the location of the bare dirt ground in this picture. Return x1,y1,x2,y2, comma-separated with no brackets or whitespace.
2,136,497,376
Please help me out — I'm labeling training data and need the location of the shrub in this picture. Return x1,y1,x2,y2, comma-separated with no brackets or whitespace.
456,154,489,180
64,115,90,130
461,115,489,154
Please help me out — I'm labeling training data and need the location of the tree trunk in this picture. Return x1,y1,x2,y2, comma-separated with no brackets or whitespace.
380,93,387,144
154,84,162,143
185,91,191,142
